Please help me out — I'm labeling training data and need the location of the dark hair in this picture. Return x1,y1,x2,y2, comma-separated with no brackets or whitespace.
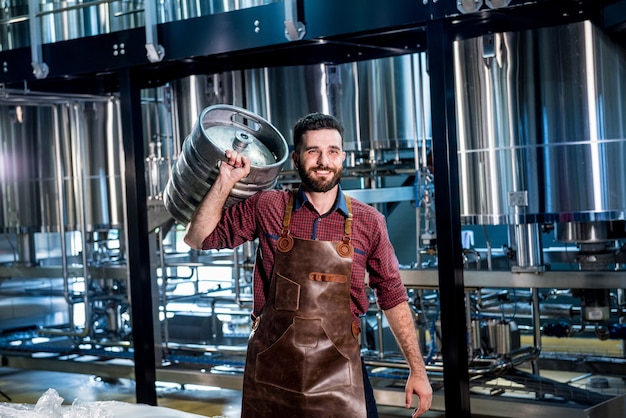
292,112,344,152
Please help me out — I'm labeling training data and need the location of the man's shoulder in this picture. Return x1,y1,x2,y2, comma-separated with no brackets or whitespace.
347,195,384,217
255,189,291,207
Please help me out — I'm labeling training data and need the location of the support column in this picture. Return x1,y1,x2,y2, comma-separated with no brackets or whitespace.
119,69,158,405
427,19,471,417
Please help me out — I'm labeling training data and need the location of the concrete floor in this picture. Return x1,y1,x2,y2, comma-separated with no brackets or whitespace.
1,365,624,417
0,368,440,418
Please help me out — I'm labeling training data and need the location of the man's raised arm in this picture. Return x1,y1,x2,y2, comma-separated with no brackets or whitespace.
184,150,250,249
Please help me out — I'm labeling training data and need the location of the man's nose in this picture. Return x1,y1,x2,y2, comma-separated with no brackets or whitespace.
317,152,329,165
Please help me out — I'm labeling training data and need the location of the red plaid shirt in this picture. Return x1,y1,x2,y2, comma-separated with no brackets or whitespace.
202,187,408,321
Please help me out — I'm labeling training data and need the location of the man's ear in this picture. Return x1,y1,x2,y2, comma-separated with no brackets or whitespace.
291,151,299,168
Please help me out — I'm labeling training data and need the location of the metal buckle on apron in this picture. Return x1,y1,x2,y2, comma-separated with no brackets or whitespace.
277,193,296,253
336,240,353,258
251,316,261,331
337,198,354,258
277,234,294,252
351,321,361,338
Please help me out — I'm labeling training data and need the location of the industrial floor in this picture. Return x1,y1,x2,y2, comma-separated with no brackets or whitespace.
1,363,624,417
0,368,444,418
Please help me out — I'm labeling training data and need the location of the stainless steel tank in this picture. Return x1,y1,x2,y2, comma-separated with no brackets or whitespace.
205,0,275,15
76,98,125,231
35,0,275,45
455,21,626,229
356,54,424,151
0,104,50,233
39,0,143,43
163,104,288,226
170,73,246,154
245,53,427,152
245,63,360,150
166,54,429,157
40,0,85,43
0,96,124,233
160,0,276,22
0,0,30,51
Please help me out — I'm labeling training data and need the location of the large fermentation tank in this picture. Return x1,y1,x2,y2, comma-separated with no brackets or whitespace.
40,0,144,43
77,99,125,231
170,73,246,155
167,53,429,156
455,21,626,237
0,96,124,233
246,54,427,152
0,104,57,233
14,0,277,47
0,0,30,50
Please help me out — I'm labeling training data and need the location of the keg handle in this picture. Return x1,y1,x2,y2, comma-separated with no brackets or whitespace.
232,131,253,152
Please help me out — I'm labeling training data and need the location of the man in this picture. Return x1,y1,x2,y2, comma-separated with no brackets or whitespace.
185,113,432,417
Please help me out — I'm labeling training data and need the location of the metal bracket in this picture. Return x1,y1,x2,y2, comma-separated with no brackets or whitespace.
284,0,306,41
486,0,512,9
28,0,49,79
145,0,165,63
457,0,483,14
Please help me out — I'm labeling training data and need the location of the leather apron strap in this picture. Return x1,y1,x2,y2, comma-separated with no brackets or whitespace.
277,192,354,257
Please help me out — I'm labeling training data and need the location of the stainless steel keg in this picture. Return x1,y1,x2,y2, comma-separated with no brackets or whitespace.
164,104,288,226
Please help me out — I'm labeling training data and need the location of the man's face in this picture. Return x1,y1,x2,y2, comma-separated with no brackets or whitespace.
293,129,346,193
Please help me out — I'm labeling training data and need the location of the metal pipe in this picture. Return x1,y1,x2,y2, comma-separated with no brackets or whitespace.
28,0,48,79
162,341,248,355
161,85,175,184
465,291,474,354
234,244,254,308
376,310,385,360
36,0,122,18
15,234,36,266
514,222,544,271
412,55,424,268
39,104,72,334
232,246,241,308
482,225,494,270
416,54,430,179
462,248,481,269
159,227,170,352
531,288,542,373
478,302,574,319
208,295,252,342
40,103,91,338
618,289,626,357
145,0,165,62
366,345,540,376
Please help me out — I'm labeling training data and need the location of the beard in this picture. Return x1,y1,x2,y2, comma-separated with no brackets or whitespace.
298,164,343,193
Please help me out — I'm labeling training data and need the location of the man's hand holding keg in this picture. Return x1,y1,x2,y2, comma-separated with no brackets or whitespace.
184,150,250,249
219,149,251,187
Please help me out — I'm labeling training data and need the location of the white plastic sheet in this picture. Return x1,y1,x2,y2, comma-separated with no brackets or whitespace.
0,388,211,418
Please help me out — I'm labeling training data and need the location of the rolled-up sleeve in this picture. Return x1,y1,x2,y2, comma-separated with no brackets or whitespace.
202,193,260,250
364,213,408,311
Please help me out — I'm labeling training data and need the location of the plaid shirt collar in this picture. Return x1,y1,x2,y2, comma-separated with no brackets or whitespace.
294,186,350,217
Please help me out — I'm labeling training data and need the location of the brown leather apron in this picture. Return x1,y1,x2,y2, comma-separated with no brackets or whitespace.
241,193,366,417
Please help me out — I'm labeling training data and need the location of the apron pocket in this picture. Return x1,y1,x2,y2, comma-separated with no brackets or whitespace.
273,274,300,311
255,318,352,393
